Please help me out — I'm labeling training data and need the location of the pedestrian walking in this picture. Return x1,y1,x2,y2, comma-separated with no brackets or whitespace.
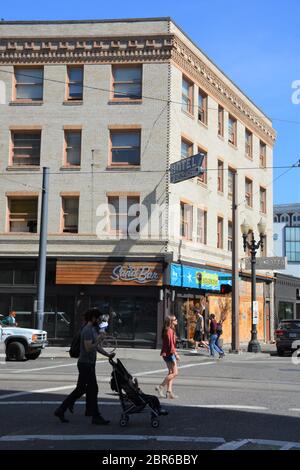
155,315,180,399
191,308,209,353
54,308,115,425
209,313,224,358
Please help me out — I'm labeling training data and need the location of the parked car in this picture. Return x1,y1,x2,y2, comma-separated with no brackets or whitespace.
275,320,300,356
0,317,47,361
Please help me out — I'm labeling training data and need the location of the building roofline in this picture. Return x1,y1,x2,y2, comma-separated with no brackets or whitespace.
0,16,273,124
0,17,171,25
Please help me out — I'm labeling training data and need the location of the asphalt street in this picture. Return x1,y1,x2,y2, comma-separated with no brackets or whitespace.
0,348,300,451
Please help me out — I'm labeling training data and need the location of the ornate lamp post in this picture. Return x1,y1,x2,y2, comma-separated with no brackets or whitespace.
240,218,266,353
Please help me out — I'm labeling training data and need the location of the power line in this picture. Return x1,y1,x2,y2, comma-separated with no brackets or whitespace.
0,68,299,126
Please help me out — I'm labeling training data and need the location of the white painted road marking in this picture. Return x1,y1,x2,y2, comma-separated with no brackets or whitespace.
215,439,250,450
0,401,269,412
0,385,74,400
9,363,78,374
0,434,225,444
135,361,216,377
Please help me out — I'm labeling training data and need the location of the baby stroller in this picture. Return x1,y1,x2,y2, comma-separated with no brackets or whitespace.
109,357,168,428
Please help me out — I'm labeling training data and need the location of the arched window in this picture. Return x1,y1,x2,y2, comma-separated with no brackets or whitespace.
273,215,278,223
292,213,300,226
280,214,289,223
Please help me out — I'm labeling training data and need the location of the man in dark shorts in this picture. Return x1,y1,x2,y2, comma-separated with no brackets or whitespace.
54,308,115,425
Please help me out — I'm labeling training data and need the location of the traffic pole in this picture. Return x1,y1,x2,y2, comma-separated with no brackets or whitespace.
231,170,240,352
37,167,49,331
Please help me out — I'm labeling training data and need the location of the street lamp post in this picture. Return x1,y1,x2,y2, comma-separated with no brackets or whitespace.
240,218,266,353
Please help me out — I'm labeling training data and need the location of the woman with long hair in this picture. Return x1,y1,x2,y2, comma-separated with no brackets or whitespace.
155,315,180,399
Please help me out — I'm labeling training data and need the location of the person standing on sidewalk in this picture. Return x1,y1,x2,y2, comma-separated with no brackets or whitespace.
209,313,224,358
155,315,180,399
191,309,209,353
54,308,115,425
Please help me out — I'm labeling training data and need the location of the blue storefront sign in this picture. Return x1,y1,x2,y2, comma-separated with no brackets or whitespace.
170,263,231,291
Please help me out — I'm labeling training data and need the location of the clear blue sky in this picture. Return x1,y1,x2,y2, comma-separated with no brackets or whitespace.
1,0,300,204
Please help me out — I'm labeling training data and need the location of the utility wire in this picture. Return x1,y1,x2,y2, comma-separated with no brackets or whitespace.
0,68,299,126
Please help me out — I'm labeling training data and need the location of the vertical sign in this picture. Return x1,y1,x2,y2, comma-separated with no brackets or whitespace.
253,301,259,325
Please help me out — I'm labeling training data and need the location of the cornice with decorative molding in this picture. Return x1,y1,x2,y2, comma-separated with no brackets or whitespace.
0,33,275,145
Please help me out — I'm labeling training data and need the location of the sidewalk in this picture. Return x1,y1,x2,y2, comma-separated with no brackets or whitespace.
38,342,277,359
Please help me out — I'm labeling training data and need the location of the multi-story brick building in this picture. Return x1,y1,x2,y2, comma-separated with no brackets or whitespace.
0,18,276,346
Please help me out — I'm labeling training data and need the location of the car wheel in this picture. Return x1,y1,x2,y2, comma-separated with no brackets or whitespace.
6,342,26,361
25,350,41,360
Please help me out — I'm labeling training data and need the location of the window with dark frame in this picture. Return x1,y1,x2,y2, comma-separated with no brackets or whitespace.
108,195,140,237
181,138,193,159
245,178,253,207
217,160,224,192
228,115,237,146
110,130,141,166
8,198,38,233
14,67,43,101
245,129,253,159
197,208,207,244
67,66,83,100
260,187,266,213
180,201,193,240
260,141,266,168
198,89,208,124
198,149,207,184
62,197,79,233
112,66,142,99
64,130,81,166
217,216,223,249
11,131,41,166
182,77,193,115
218,105,224,137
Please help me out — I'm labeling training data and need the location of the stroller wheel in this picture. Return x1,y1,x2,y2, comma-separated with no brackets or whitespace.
151,418,159,429
119,415,129,427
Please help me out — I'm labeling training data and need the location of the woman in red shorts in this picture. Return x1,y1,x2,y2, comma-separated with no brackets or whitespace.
155,315,180,399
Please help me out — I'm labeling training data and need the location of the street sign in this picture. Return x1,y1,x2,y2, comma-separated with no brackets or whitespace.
170,153,205,184
243,256,287,271
253,301,259,325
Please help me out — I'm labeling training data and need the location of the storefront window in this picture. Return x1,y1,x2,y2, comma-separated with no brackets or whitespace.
278,301,294,321
12,295,34,329
175,297,205,342
0,268,13,284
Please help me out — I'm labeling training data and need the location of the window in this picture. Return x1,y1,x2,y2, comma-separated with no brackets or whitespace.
182,77,193,114
11,131,41,166
217,217,223,249
228,221,233,252
245,178,253,207
217,160,224,192
228,115,237,146
228,167,235,200
112,66,142,99
285,227,300,262
280,214,290,224
67,66,83,100
108,195,140,237
274,215,278,223
196,208,207,244
64,130,81,166
14,67,43,101
110,130,141,166
198,148,207,184
181,138,193,159
218,105,224,137
62,197,79,233
292,214,300,226
8,198,38,233
245,129,253,159
260,187,266,213
259,141,266,168
180,202,193,240
198,89,207,124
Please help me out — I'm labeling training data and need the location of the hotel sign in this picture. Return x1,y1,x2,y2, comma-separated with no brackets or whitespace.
170,153,205,183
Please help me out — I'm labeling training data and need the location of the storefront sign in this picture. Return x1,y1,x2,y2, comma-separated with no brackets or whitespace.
56,260,163,286
170,263,231,291
111,265,160,284
243,256,287,270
